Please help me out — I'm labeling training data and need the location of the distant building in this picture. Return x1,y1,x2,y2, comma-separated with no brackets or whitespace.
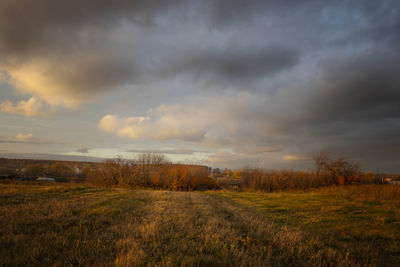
383,177,400,185
384,177,392,183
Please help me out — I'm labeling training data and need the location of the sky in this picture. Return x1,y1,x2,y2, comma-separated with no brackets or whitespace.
1,0,400,172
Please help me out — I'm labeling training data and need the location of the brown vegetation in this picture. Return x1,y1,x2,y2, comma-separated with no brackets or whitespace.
0,152,395,192
4,183,396,266
85,154,217,190
239,153,383,192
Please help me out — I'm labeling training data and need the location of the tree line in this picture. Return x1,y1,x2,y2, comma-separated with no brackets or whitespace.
85,153,217,190
1,152,391,192
236,152,385,192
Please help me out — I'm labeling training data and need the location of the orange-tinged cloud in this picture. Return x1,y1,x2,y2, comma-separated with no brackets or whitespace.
98,113,206,142
98,115,150,139
2,133,38,143
4,61,85,109
283,154,311,161
14,133,34,142
0,97,49,117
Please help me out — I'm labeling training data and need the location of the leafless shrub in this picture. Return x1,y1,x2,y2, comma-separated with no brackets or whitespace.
86,153,217,190
313,152,360,185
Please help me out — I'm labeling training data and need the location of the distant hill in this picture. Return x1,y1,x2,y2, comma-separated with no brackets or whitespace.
0,153,104,163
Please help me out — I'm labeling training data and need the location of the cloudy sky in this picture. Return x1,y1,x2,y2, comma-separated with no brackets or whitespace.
1,0,399,172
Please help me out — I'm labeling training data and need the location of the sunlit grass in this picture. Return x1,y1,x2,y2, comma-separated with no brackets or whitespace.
206,185,400,265
1,182,399,266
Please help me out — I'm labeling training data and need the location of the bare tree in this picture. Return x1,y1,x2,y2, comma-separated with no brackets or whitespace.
136,152,170,186
313,151,329,179
313,152,360,185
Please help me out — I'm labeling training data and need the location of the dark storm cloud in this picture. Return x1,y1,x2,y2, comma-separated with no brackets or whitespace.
204,0,325,26
0,0,183,105
298,119,400,173
350,1,400,46
0,0,303,104
126,148,208,155
2,0,398,93
257,48,400,172
306,52,400,123
1,0,399,57
48,54,138,93
164,45,299,81
2,0,312,57
0,0,181,56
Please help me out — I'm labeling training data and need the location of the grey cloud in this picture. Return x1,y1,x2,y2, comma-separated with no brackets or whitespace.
250,50,400,172
195,49,400,171
0,152,103,162
0,0,182,107
126,148,209,155
233,145,283,155
298,119,400,173
306,52,400,123
0,0,302,107
0,136,49,144
0,0,181,57
48,54,138,94
2,0,397,101
352,1,400,46
204,0,325,27
2,0,398,57
165,45,299,81
75,147,90,154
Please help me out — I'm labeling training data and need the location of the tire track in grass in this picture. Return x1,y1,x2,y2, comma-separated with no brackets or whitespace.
200,193,357,266
0,184,366,266
115,191,357,266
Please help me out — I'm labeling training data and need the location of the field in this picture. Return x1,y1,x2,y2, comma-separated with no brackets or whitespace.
1,182,399,266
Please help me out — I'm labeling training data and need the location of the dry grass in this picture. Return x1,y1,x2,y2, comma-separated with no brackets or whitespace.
1,182,399,266
208,185,400,266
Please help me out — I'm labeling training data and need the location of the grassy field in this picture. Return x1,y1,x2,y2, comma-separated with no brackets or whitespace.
0,182,399,266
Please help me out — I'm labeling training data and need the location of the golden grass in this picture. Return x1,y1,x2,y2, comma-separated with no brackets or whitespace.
208,184,400,266
1,182,399,266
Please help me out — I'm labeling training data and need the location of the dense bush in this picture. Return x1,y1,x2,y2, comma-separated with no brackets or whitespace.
86,153,217,190
240,153,383,192
23,164,45,178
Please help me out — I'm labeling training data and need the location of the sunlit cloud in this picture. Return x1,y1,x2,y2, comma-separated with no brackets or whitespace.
234,145,283,155
0,97,49,117
283,155,311,161
0,133,43,144
126,147,209,155
4,60,98,109
14,133,34,142
98,114,151,139
99,113,206,142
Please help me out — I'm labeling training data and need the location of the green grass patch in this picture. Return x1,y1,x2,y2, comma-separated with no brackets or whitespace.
206,186,400,265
